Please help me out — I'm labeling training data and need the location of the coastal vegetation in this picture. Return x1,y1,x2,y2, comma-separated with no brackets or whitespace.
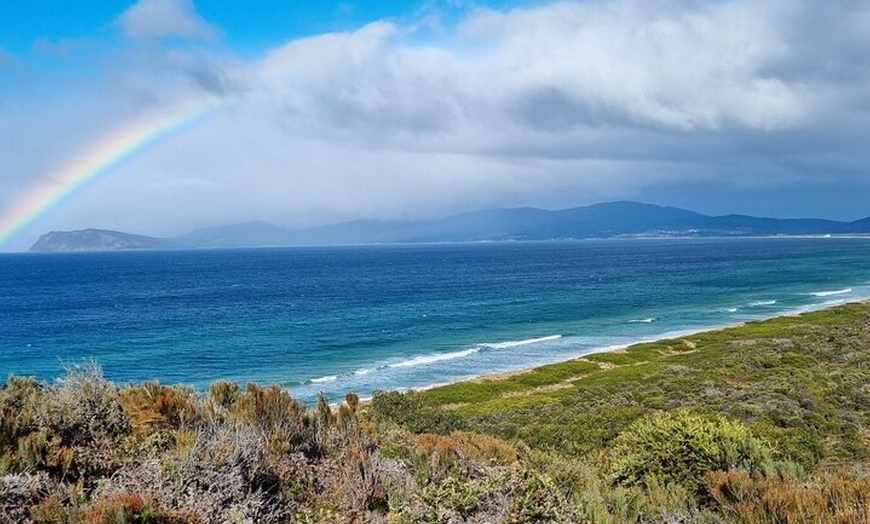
2,303,869,522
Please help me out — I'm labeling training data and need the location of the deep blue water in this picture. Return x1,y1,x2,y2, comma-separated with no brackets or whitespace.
2,238,870,404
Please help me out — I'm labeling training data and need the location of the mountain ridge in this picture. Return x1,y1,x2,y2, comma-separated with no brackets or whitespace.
29,201,870,252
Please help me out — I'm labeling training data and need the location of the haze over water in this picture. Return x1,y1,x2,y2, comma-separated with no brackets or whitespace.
2,237,870,404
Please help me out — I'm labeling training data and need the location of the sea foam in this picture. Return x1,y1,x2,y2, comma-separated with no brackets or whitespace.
388,348,480,369
480,334,562,350
748,300,777,307
810,288,852,297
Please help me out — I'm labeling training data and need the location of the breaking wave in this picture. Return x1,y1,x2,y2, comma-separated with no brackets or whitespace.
747,300,777,307
387,348,480,369
479,334,562,350
809,288,852,297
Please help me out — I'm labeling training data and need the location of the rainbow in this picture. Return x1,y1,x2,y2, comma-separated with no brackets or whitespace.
0,97,220,250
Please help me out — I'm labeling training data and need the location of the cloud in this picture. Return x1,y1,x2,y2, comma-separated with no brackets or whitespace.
117,0,218,41
227,0,870,179
5,0,870,251
251,22,467,144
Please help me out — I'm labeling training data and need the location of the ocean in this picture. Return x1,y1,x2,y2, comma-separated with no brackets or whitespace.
2,237,870,404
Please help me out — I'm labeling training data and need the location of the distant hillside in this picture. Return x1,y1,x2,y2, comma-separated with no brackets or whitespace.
30,229,177,252
30,201,870,252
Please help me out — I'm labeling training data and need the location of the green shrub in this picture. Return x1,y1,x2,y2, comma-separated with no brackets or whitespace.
608,409,773,497
419,475,487,520
370,391,464,434
507,468,577,524
1,376,44,455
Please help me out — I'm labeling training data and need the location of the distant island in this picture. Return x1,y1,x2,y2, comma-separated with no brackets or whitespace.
30,201,870,252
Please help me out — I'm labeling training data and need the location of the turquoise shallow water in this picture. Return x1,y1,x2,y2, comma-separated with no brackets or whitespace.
2,237,870,404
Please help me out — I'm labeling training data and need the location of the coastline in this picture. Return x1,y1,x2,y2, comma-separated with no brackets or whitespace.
5,287,867,523
406,298,870,399
329,293,870,407
7,237,870,404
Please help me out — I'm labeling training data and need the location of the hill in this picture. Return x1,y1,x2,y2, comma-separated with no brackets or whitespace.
29,229,178,252
29,201,870,252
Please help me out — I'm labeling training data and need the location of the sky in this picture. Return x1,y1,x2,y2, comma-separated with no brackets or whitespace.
1,0,869,251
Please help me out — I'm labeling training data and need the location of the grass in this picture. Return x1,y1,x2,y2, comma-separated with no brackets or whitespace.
420,303,870,467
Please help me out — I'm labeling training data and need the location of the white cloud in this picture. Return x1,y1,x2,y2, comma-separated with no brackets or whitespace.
118,0,218,41
240,0,833,159
221,0,870,193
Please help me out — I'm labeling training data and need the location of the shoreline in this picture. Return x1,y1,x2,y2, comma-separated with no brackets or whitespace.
5,296,867,406
328,294,870,407
402,298,869,398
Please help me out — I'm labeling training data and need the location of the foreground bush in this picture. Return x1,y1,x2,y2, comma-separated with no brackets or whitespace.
707,468,870,524
608,409,773,497
370,390,465,435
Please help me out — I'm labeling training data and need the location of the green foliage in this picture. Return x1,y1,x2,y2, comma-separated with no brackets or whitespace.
506,468,576,524
419,475,488,520
1,375,45,473
608,409,773,496
370,390,465,434
421,302,870,468
423,359,599,407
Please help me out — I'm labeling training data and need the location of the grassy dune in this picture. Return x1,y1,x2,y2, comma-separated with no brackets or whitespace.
2,303,869,523
420,303,870,468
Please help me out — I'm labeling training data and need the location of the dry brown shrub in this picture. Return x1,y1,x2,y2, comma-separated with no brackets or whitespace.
415,431,518,479
22,366,131,484
80,492,197,524
43,366,129,443
707,468,870,524
207,381,240,410
230,384,305,429
29,495,66,523
97,422,290,524
119,382,202,436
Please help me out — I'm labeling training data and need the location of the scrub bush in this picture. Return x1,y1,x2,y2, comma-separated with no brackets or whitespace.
608,409,773,497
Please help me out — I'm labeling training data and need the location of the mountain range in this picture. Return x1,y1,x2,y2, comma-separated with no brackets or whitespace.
29,201,870,252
